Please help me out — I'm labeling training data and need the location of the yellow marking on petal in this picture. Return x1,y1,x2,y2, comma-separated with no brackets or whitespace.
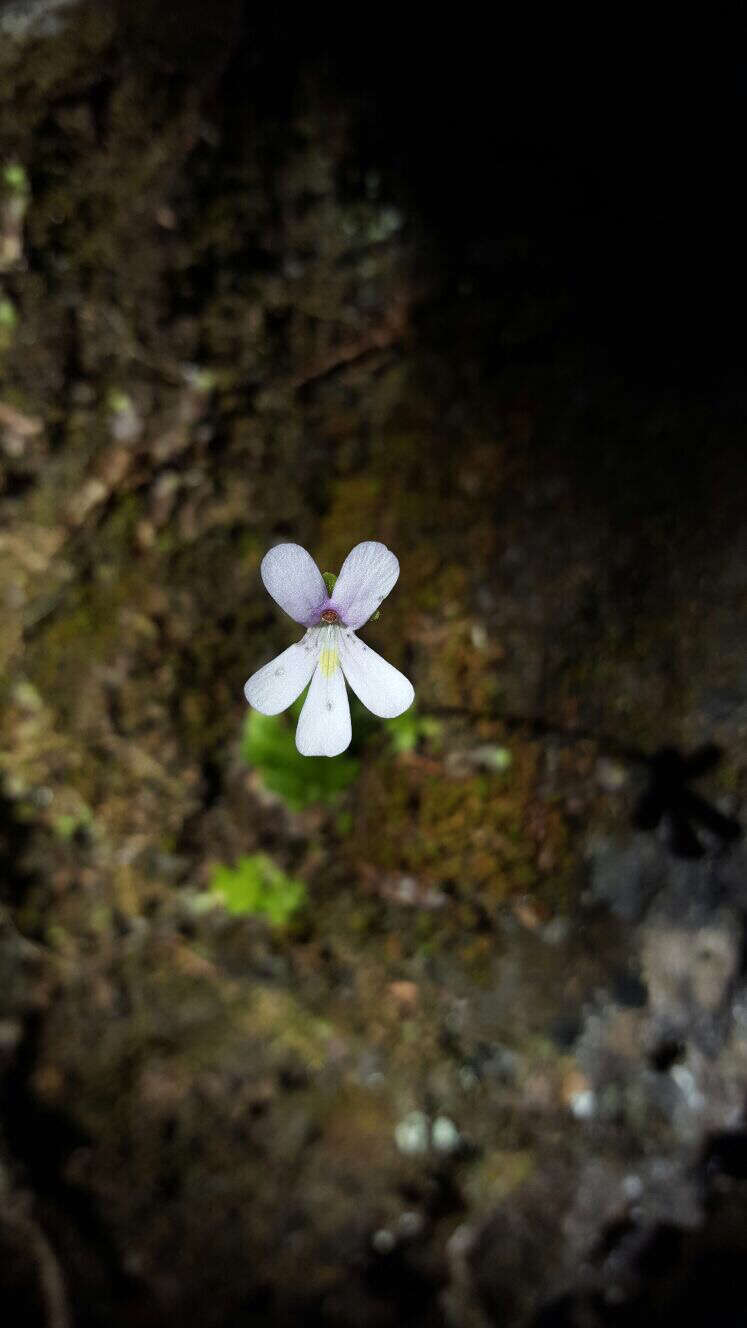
319,646,339,678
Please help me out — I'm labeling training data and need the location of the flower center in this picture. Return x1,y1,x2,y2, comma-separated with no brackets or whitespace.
320,608,340,624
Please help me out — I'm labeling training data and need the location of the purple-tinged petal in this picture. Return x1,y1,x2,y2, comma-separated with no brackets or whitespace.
244,632,319,714
339,631,414,717
261,543,327,625
330,541,400,629
296,629,351,755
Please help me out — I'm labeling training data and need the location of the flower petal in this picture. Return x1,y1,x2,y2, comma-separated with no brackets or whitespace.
296,643,351,756
261,543,327,625
331,541,400,629
244,632,319,714
340,631,414,718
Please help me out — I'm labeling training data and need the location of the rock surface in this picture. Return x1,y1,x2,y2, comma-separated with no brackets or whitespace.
0,7,746,1326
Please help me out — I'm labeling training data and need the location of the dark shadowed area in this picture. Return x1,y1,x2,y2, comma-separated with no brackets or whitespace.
1,4,746,1325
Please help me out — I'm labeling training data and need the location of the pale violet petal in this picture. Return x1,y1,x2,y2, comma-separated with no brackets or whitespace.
244,632,319,714
261,543,327,625
339,631,414,718
330,541,400,630
296,630,351,755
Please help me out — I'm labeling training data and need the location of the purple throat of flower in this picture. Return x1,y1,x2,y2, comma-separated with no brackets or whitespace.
319,607,342,624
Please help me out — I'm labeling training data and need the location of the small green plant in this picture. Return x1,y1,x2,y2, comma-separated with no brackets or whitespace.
106,387,132,414
386,709,442,754
0,295,17,351
475,744,512,772
1,162,30,272
242,703,359,809
2,164,29,195
210,854,307,924
52,809,93,840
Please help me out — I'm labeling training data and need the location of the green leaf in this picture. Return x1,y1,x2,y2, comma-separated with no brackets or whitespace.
210,854,307,924
241,705,359,809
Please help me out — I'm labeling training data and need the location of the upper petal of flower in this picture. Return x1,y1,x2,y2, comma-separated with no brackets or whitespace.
244,632,320,714
330,541,400,629
295,630,351,756
339,631,414,718
261,543,327,625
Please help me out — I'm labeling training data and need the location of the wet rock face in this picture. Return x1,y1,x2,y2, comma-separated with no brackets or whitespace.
1,6,747,1327
0,0,80,41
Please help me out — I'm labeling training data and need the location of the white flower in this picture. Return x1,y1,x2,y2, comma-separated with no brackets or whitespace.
244,541,414,756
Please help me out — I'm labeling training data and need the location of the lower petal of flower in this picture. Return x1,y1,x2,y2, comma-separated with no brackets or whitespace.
339,632,414,718
244,632,319,715
296,648,351,756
